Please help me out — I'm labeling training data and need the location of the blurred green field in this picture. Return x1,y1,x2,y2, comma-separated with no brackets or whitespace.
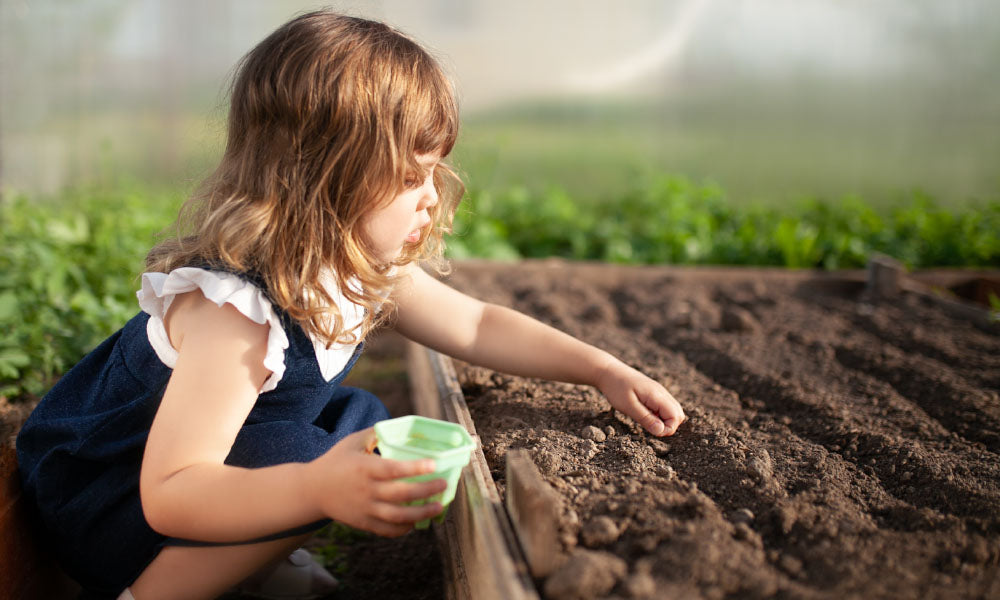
454,90,1000,210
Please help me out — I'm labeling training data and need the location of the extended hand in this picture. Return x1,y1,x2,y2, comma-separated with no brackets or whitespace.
308,428,447,537
596,359,686,437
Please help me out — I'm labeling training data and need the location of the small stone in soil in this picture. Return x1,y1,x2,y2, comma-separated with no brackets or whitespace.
532,448,563,475
623,571,657,598
779,554,804,577
721,306,760,332
655,464,675,478
581,515,621,547
603,425,616,438
581,425,607,442
647,438,671,456
748,450,773,481
544,549,627,600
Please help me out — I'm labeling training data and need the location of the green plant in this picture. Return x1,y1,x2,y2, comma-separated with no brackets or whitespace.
0,182,183,401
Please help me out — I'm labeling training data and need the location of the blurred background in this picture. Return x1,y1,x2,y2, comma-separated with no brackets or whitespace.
2,1,999,401
3,0,999,205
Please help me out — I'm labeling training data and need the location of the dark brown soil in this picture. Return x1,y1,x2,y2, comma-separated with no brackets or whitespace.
447,260,1000,600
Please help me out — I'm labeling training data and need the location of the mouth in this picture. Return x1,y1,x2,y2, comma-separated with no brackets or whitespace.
406,221,432,244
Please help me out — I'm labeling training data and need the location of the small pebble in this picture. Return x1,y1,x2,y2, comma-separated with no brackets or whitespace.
733,523,753,541
721,306,760,332
544,550,627,600
532,448,563,475
964,537,991,565
581,515,621,547
623,572,656,598
656,465,675,478
779,554,804,577
648,438,671,456
603,425,616,438
581,425,607,442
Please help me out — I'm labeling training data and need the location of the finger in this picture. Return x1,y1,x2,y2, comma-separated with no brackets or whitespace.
362,516,412,538
649,390,686,436
623,390,667,436
374,478,448,504
370,456,438,481
341,427,378,452
372,500,444,527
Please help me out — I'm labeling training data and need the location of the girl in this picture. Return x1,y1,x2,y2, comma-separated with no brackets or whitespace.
16,11,684,600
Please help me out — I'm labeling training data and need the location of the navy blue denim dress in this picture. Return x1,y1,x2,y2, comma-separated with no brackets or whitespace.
15,274,390,598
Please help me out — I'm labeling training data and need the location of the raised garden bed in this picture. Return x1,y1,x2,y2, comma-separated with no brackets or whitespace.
431,260,1000,599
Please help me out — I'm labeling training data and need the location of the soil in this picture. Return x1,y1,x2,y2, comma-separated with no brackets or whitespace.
446,260,1000,600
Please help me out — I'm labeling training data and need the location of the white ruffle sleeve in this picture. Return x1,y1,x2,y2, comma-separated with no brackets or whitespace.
136,267,289,392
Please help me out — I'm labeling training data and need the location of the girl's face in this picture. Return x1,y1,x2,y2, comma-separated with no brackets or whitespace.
363,153,441,263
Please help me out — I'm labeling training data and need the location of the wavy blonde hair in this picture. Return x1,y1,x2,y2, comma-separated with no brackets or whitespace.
147,11,463,346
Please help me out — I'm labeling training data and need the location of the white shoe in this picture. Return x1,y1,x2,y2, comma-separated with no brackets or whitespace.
233,548,339,599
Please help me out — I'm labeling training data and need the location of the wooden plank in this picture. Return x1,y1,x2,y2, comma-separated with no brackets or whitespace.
505,449,566,579
406,341,444,420
867,253,904,298
407,342,539,600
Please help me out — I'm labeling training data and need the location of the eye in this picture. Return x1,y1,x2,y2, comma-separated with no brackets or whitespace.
404,173,421,189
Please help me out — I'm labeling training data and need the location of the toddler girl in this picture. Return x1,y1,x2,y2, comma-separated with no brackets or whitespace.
16,11,684,600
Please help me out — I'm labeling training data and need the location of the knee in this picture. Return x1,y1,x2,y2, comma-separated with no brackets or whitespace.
318,386,390,432
345,387,391,425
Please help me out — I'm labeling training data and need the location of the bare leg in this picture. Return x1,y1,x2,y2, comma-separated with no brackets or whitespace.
128,532,313,600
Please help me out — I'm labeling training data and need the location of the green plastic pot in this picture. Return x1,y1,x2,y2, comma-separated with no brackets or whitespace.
374,415,475,528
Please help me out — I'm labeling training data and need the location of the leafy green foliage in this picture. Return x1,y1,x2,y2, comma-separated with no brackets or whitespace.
449,175,1000,270
2,177,996,402
0,183,183,401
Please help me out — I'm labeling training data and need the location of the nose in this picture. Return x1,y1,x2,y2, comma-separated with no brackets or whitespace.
418,178,439,211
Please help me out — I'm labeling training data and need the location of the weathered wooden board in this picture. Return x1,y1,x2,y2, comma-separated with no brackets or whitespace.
406,342,539,600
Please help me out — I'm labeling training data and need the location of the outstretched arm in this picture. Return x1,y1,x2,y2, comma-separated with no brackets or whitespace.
391,264,685,436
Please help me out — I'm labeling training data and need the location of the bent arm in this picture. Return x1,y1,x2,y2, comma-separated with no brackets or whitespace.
139,292,322,542
391,264,685,436
391,264,615,386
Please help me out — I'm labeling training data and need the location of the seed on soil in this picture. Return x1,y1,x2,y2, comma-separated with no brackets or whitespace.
730,508,755,524
582,515,621,547
543,549,627,600
581,425,607,442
